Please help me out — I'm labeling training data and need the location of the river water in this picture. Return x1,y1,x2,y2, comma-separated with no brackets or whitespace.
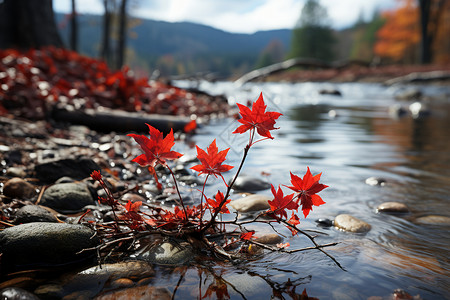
166,80,450,299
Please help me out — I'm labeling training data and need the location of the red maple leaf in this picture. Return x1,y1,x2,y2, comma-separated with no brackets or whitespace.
286,167,328,218
232,92,282,139
240,230,255,240
206,191,231,214
128,123,182,168
191,139,233,181
268,184,297,219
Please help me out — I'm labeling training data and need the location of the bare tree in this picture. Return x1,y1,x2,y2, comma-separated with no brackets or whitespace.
70,0,78,51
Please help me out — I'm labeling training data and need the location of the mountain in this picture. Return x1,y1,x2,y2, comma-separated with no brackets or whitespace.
55,14,292,78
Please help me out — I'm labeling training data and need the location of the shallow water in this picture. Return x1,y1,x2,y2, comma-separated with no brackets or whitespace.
168,80,450,299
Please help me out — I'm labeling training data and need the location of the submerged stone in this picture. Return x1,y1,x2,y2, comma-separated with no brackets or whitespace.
334,214,371,233
40,182,94,213
377,202,409,213
230,194,271,213
137,242,194,265
414,215,450,225
231,176,271,192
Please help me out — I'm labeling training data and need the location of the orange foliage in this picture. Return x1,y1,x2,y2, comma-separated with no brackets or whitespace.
374,0,420,62
433,1,450,63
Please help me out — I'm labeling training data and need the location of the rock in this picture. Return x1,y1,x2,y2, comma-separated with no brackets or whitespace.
365,177,386,186
0,287,40,300
315,218,334,227
121,193,146,203
377,202,409,213
0,222,99,272
395,88,422,100
2,178,36,199
137,242,194,265
255,233,283,245
231,176,271,192
13,205,59,224
34,157,100,183
389,104,408,118
334,214,371,233
55,176,76,184
230,194,271,213
5,167,27,178
414,215,450,225
40,182,94,213
95,286,172,300
109,278,134,290
409,102,430,119
319,89,342,96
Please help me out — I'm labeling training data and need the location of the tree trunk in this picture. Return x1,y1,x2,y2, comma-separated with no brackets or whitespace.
101,0,112,65
70,0,78,51
0,0,63,49
117,0,128,69
418,0,432,64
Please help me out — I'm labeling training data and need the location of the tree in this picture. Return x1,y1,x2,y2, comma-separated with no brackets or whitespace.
255,39,285,68
350,11,386,62
70,0,78,51
117,0,128,69
418,0,447,63
101,0,113,66
288,0,336,62
0,0,63,49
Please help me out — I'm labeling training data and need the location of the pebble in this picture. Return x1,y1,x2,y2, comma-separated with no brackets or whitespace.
137,241,193,265
414,215,450,226
13,205,59,224
0,222,99,272
2,177,36,199
365,177,386,186
334,214,371,233
315,218,334,227
0,287,40,300
255,233,283,245
95,286,172,300
376,202,409,213
5,167,26,178
231,175,271,192
230,194,271,213
319,89,342,96
40,182,95,213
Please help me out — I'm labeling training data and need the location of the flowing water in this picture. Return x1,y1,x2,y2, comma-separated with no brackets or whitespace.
165,80,450,299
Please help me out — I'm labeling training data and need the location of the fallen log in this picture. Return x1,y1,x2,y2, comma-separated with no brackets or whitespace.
52,106,192,133
385,70,450,85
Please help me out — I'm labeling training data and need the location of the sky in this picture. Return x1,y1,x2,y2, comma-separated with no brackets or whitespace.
53,0,398,34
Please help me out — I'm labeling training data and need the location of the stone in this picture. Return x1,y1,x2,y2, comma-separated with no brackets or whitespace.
231,175,271,192
109,278,134,289
377,202,409,213
5,167,26,178
334,214,371,233
255,233,283,245
414,215,450,226
95,286,172,300
137,242,194,265
365,177,386,186
315,218,334,227
0,287,40,300
2,177,36,199
0,222,99,272
13,205,59,224
230,194,271,213
34,157,100,183
319,89,342,96
121,193,146,203
40,182,94,213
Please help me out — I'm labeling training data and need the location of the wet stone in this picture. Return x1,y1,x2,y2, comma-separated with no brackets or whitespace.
414,215,450,226
40,182,94,213
365,177,386,186
377,202,409,213
2,177,36,199
5,167,26,178
334,214,371,233
34,157,100,183
255,233,283,245
95,286,172,300
0,287,40,300
0,222,99,272
231,175,271,192
13,205,59,224
315,218,334,227
109,278,134,289
137,242,194,265
121,193,146,203
230,194,271,213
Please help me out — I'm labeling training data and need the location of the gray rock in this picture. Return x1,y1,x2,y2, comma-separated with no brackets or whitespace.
414,215,450,225
0,222,99,272
0,287,40,300
377,202,409,213
5,167,27,178
34,157,100,183
14,205,59,224
334,214,371,233
41,182,94,212
230,194,271,213
2,178,36,199
137,242,193,265
365,177,386,186
231,175,271,192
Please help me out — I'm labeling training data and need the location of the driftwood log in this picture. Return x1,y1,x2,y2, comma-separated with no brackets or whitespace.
52,106,191,133
384,70,450,85
234,58,369,85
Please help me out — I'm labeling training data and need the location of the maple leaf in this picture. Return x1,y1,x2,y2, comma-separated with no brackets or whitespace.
276,242,290,249
206,191,231,214
191,139,233,180
121,200,143,222
240,230,255,240
268,184,297,219
232,92,282,139
128,123,182,168
286,167,328,218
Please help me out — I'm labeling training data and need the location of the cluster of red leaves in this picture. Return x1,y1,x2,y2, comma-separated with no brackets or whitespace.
0,46,229,119
95,92,328,239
